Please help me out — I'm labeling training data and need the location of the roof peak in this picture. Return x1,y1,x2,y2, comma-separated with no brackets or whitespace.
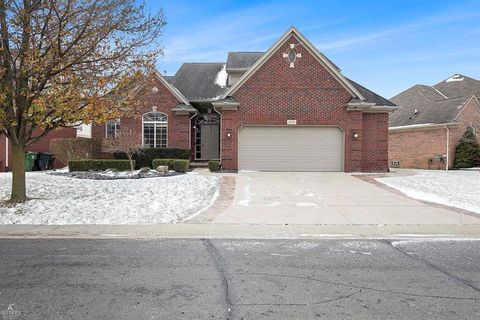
437,73,479,84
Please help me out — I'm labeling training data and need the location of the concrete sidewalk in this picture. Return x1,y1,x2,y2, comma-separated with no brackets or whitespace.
1,224,480,239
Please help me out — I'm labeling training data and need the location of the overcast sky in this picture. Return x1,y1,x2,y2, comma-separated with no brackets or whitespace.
149,0,480,98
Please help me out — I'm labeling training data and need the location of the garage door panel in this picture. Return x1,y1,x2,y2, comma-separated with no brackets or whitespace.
239,126,343,172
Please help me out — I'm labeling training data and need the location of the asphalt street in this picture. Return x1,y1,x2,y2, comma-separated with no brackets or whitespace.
0,238,479,319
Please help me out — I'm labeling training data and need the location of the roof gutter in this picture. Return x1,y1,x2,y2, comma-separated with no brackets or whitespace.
389,122,458,132
346,102,398,113
211,100,239,111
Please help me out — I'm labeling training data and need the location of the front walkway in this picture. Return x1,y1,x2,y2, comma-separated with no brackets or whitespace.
199,172,480,225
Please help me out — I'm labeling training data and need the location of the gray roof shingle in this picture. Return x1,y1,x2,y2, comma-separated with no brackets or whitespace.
433,74,480,99
226,52,264,71
170,63,227,101
389,96,467,127
389,74,480,127
347,78,395,106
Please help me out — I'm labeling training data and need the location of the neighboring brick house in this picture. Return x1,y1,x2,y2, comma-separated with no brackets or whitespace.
389,74,480,169
92,27,396,172
0,128,78,171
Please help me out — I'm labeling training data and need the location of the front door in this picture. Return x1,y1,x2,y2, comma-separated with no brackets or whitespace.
200,124,219,160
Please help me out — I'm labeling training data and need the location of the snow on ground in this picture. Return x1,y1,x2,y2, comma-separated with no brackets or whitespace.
377,170,480,214
0,172,219,224
49,168,176,180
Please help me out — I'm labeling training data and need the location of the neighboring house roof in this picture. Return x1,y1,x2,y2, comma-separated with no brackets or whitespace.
226,52,264,72
390,96,468,127
169,63,227,101
433,74,480,99
390,74,480,127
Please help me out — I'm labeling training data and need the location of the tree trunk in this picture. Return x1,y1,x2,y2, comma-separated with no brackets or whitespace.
10,142,27,202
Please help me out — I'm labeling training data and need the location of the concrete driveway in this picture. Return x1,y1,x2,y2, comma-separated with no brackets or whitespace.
211,172,480,225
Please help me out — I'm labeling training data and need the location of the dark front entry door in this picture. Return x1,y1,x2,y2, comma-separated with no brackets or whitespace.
201,124,219,160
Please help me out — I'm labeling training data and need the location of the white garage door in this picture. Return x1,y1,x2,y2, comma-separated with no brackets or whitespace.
238,126,343,171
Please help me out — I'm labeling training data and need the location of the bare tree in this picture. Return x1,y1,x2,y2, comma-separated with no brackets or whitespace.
106,128,142,171
0,0,165,201
50,137,99,164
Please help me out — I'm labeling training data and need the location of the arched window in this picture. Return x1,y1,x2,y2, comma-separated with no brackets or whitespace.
142,112,167,148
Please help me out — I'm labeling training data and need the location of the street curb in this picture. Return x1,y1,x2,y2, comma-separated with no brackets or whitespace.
0,224,480,239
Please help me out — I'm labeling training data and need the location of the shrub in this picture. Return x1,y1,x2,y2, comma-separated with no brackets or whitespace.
454,128,480,168
172,159,190,173
208,161,221,171
114,148,191,168
152,159,190,173
68,159,134,172
50,138,101,164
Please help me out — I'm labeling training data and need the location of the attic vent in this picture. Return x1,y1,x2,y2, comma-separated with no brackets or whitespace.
446,74,464,82
288,50,297,63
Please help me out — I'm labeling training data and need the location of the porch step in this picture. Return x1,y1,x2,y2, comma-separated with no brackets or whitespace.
190,161,209,168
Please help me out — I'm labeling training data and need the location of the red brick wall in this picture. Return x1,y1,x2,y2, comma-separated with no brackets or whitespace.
0,127,77,171
389,128,448,169
362,113,389,171
92,75,191,154
388,97,480,169
223,34,389,172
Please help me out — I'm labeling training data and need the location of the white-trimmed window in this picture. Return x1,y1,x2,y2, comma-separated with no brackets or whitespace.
142,112,167,148
106,119,120,139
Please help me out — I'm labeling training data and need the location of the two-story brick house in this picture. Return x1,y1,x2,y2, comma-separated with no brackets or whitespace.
92,27,396,172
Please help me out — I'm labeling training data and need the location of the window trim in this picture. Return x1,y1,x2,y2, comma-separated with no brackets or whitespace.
105,119,121,139
142,111,168,148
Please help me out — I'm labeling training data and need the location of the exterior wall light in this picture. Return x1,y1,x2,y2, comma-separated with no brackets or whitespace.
226,132,231,138
353,132,359,139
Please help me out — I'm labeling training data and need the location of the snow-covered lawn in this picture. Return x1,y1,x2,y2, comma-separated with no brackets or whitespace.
377,170,480,214
0,172,219,224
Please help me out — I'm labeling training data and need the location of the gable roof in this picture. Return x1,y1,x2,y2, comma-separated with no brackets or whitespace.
390,74,480,127
160,27,393,108
169,63,227,101
221,26,366,101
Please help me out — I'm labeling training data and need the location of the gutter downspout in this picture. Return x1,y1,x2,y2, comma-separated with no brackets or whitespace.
189,111,198,160
443,124,449,171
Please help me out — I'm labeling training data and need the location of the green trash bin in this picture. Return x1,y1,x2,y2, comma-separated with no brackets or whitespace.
24,152,38,172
